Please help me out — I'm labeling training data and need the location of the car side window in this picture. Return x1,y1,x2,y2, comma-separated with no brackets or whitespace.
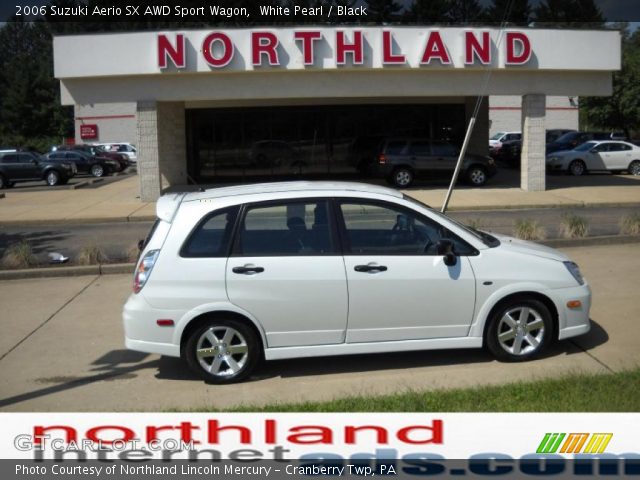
593,143,609,152
409,141,431,156
431,143,457,157
234,200,334,256
17,153,34,163
338,201,475,256
181,207,239,257
384,141,407,155
1,154,17,163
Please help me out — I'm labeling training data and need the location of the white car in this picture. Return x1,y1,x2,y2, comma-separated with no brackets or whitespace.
546,140,640,176
123,182,591,383
489,131,521,150
96,143,137,163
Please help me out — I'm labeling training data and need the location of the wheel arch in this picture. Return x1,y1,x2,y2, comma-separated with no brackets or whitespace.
178,309,266,359
478,291,560,344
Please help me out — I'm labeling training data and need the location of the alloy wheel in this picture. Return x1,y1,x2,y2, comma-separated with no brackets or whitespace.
469,168,487,185
195,326,249,378
394,169,412,187
630,161,640,176
569,160,585,176
496,306,546,356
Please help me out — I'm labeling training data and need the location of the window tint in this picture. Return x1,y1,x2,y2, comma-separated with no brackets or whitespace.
409,141,431,156
607,143,629,152
431,143,457,156
2,154,17,163
339,201,475,255
50,152,65,160
236,200,333,256
17,153,34,163
181,207,238,257
384,141,407,155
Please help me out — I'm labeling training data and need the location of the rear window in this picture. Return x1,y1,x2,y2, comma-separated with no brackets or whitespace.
181,207,239,257
383,141,407,155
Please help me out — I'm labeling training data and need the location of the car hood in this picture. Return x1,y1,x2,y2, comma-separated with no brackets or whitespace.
491,233,569,262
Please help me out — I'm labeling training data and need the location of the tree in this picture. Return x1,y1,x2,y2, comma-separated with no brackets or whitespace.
366,0,403,23
407,0,450,24
580,26,640,138
485,0,531,26
534,0,604,28
446,0,485,23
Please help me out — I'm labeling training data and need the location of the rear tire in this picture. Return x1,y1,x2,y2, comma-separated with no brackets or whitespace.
629,160,640,176
185,318,260,384
569,159,586,176
390,167,414,188
485,297,553,362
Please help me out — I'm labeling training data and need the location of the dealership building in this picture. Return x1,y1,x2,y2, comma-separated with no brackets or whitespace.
53,27,620,201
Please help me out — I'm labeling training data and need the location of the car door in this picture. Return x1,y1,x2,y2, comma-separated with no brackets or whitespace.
17,153,40,180
605,143,632,170
0,154,22,180
407,141,432,172
226,199,348,348
431,142,459,172
584,143,608,170
65,152,86,172
337,199,477,343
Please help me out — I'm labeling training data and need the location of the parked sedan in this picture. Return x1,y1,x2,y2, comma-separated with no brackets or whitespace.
546,140,640,176
373,139,497,187
124,181,591,383
54,144,129,171
45,151,119,177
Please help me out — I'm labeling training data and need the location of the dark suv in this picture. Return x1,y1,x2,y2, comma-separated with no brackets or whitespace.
0,151,76,188
373,139,497,187
45,150,118,177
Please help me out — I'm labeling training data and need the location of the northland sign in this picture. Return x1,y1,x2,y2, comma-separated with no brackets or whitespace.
157,29,533,70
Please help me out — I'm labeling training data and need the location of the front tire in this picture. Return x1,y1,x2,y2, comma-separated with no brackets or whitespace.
46,170,61,186
390,167,414,188
629,160,640,176
486,297,553,362
90,164,105,177
466,165,488,186
569,159,586,176
185,319,260,384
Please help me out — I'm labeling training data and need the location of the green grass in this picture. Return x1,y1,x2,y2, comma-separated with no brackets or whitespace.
184,368,640,412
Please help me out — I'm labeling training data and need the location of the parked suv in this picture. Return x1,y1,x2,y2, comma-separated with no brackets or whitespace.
54,144,129,171
373,139,497,187
546,131,613,155
0,151,76,188
45,150,118,177
124,181,591,383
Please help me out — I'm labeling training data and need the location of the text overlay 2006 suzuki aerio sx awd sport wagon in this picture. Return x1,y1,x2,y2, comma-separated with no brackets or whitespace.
123,182,591,383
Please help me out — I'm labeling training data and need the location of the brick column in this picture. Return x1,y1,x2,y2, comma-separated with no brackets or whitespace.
521,94,546,191
464,96,489,156
136,101,186,202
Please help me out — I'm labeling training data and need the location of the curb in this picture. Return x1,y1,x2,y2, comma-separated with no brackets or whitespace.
1,235,639,280
0,216,155,226
0,263,134,280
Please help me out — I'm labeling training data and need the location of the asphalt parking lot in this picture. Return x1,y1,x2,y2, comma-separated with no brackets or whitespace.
0,242,638,412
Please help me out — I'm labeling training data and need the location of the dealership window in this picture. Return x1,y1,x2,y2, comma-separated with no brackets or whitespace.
187,104,465,182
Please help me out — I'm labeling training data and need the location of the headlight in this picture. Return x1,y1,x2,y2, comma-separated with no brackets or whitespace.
563,261,584,285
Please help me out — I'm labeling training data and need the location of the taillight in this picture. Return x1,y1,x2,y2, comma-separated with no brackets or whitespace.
133,249,159,293
378,153,386,164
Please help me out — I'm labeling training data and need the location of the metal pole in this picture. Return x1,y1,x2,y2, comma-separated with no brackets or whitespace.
441,116,476,213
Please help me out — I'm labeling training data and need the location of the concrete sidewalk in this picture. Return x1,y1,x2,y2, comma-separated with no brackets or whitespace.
0,173,638,225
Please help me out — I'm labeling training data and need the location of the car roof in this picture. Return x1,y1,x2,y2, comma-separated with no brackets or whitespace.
184,181,403,203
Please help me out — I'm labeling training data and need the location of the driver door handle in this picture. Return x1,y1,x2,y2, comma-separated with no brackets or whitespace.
354,264,388,273
232,265,265,274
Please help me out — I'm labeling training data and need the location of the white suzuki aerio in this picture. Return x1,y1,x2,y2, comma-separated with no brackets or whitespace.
123,182,591,383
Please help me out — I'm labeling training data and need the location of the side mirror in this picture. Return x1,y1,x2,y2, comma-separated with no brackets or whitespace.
436,239,457,266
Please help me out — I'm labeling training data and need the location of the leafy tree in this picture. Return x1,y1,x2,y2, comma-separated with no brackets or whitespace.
366,0,402,23
407,0,450,23
580,26,640,138
446,0,485,23
534,0,604,28
485,0,531,26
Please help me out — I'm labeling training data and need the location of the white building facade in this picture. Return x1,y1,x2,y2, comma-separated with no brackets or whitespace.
54,27,620,201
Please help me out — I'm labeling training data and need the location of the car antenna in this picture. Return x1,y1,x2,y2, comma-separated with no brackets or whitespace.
441,0,515,214
187,173,205,192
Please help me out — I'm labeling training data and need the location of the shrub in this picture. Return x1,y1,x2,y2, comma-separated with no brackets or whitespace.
559,213,589,239
513,219,546,241
77,244,108,265
620,213,640,235
1,241,37,269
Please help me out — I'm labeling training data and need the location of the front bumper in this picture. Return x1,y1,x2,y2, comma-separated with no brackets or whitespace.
550,283,592,340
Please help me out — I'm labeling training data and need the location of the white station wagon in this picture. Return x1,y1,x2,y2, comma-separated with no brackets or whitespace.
123,182,591,383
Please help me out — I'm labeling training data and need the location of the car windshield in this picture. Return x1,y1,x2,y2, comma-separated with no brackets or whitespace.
574,141,597,152
403,195,500,248
490,132,505,140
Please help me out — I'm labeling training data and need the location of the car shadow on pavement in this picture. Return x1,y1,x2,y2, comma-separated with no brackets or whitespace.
0,350,157,409
0,229,71,256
